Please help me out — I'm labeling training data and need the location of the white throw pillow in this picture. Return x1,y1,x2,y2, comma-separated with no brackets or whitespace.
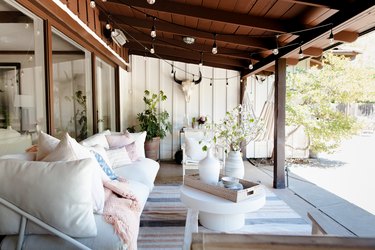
185,137,207,161
36,131,60,160
125,131,147,158
80,130,111,149
0,159,97,237
106,147,132,169
43,133,105,214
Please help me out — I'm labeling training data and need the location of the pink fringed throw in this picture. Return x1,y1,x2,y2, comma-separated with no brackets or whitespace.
103,179,141,250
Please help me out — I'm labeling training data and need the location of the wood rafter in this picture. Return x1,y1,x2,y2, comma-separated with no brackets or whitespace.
106,0,306,33
126,43,247,70
278,0,355,9
102,14,274,50
242,2,375,77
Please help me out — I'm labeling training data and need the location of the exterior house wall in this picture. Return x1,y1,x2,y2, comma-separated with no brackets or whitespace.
121,55,241,160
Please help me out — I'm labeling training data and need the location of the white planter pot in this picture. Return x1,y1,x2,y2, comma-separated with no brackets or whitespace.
198,148,220,185
225,151,244,179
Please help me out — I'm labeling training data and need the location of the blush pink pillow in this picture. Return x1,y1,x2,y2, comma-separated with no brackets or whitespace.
125,142,139,161
106,134,134,149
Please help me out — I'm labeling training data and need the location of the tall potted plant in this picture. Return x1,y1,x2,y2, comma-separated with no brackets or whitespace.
137,90,172,160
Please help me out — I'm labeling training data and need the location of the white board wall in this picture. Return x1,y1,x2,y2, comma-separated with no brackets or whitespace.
121,55,241,160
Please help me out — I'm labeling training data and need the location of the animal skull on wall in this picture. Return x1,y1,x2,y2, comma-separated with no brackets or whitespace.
173,71,202,103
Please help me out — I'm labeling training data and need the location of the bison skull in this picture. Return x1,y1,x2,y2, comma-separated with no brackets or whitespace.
173,71,202,103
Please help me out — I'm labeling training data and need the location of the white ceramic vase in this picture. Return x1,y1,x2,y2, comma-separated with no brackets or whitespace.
225,151,244,179
198,147,220,185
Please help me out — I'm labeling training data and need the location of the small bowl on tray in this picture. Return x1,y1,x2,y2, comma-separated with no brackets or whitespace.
221,176,242,190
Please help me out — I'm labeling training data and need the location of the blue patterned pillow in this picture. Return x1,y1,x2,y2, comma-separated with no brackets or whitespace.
91,150,117,180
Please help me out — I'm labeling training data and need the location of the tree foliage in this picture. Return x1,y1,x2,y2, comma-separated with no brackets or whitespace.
286,53,375,153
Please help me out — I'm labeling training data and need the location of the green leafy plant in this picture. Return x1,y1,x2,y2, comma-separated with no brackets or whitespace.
137,90,172,141
65,90,87,141
205,105,263,152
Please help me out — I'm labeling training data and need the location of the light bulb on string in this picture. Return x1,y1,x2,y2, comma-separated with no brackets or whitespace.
150,43,155,54
150,18,156,38
226,78,229,86
90,0,96,8
329,28,334,45
102,0,107,2
210,79,213,86
170,64,174,76
249,53,254,70
147,0,155,4
273,35,279,55
105,20,111,30
199,52,203,68
212,34,218,54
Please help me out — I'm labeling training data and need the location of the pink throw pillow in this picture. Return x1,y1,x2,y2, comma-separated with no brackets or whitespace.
125,142,139,161
106,134,134,149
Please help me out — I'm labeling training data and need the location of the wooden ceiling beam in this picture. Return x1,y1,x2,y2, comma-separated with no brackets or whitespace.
126,44,247,69
106,0,305,33
104,14,273,50
333,30,359,43
125,32,257,61
278,0,354,9
242,2,375,77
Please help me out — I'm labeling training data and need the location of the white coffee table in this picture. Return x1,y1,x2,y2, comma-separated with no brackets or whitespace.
180,185,266,231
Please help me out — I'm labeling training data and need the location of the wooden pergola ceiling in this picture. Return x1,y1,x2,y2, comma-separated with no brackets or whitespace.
97,0,375,75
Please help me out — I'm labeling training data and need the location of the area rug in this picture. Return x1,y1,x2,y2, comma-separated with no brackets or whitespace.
138,185,311,250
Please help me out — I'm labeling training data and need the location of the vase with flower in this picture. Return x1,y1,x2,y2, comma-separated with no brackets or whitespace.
210,105,263,179
197,115,207,128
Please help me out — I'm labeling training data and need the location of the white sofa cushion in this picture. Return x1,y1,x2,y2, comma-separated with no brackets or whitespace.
36,131,60,160
42,133,105,214
80,130,111,149
113,157,159,191
0,152,36,161
106,147,132,168
0,158,97,237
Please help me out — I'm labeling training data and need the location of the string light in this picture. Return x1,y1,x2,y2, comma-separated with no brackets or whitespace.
226,78,229,86
150,18,156,38
102,0,107,2
210,79,213,86
150,39,155,54
147,0,155,4
329,28,334,45
105,20,111,30
273,35,279,55
170,64,174,76
199,52,203,68
89,0,96,8
298,45,303,59
249,53,254,70
212,34,218,54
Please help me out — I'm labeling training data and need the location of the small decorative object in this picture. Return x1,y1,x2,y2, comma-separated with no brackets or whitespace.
221,176,239,188
198,147,220,185
192,117,196,129
197,115,207,128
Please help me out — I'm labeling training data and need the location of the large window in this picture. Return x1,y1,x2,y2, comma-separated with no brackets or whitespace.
96,57,115,132
0,0,46,155
52,29,93,141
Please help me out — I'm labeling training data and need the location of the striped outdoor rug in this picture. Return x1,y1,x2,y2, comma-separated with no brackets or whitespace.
138,185,311,250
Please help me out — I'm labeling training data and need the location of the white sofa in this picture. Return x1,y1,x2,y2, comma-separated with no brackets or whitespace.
0,130,159,250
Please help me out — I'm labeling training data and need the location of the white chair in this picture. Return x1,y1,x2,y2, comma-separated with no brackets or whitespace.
181,128,225,177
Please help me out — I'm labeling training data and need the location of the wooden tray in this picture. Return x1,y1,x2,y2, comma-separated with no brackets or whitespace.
183,174,260,202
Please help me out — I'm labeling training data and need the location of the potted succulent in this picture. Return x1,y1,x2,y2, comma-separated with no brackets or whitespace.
137,90,172,160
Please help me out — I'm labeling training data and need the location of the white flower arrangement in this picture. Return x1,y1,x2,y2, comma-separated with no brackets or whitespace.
208,104,263,152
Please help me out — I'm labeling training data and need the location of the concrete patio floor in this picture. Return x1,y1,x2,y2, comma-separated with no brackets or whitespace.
245,161,375,237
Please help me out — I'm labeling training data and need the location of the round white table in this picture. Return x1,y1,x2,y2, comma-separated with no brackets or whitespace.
180,185,266,231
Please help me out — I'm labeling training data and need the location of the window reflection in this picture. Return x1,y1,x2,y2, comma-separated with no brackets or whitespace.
0,0,46,155
52,29,93,141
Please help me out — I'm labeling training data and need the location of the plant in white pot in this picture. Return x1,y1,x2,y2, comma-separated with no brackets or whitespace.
211,104,263,178
137,90,172,160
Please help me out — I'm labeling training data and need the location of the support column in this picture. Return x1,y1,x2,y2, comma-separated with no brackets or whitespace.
273,58,286,189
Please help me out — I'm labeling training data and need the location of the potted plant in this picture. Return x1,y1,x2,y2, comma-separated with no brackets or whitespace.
137,90,172,160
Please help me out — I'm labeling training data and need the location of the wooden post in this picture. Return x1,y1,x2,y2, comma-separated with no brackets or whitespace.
273,58,286,189
240,76,247,159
